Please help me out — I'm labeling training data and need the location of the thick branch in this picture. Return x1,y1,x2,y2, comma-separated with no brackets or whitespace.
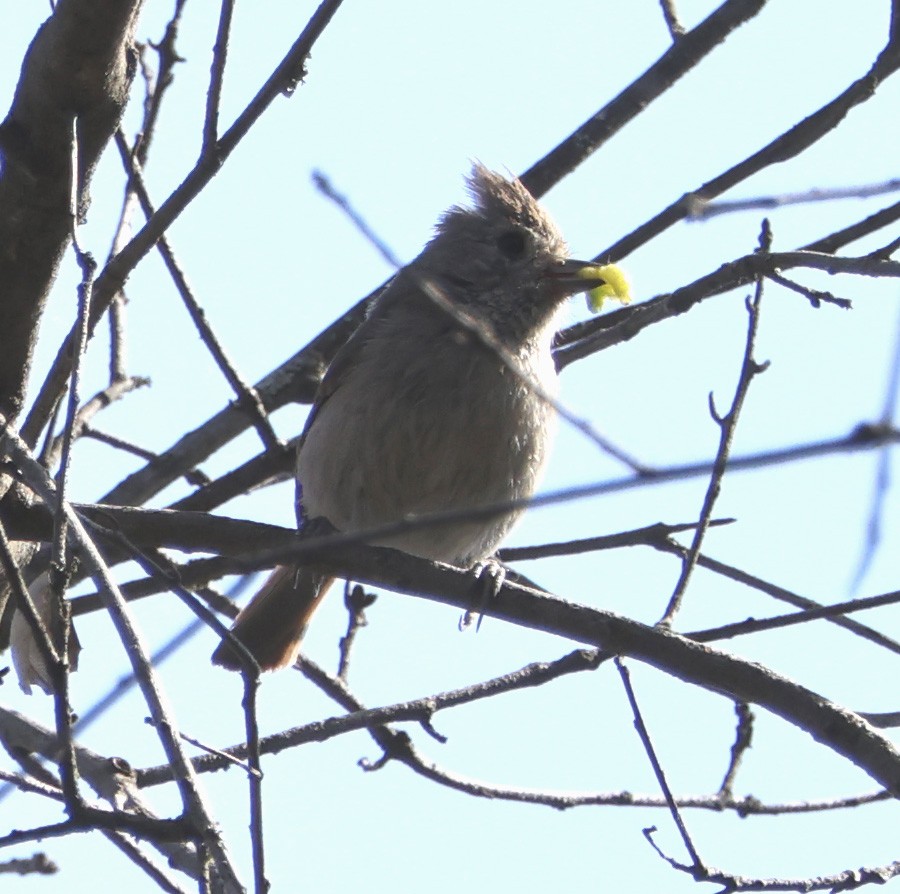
7,501,895,798
0,0,143,422
275,543,900,799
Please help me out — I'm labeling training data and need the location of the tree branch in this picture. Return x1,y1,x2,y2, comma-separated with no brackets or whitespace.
0,0,143,422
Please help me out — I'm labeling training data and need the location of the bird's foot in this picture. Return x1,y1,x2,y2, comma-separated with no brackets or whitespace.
459,559,506,632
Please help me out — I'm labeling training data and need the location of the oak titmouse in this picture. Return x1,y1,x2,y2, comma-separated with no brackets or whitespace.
212,165,606,671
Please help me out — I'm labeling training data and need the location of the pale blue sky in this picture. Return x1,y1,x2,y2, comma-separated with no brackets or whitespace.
2,2,899,892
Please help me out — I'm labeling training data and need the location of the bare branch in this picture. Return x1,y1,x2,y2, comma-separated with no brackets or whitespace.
660,223,769,625
0,419,243,891
601,23,900,262
521,0,767,197
617,657,703,870
20,0,348,448
0,0,142,422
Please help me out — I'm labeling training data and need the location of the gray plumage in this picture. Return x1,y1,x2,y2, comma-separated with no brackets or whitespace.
213,165,604,671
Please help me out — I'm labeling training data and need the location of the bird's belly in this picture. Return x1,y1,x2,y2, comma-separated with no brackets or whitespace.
297,343,557,565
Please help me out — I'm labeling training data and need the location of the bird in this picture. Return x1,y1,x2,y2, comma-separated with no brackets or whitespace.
211,164,607,671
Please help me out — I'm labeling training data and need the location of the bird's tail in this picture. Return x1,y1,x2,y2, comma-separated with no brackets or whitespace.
211,565,334,671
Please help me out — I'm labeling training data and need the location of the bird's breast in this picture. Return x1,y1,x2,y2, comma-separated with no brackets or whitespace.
297,326,558,565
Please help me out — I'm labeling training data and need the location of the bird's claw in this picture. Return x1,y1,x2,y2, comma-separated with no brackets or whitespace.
459,559,506,632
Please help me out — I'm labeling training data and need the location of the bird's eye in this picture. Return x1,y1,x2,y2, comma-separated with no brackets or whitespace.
496,229,527,259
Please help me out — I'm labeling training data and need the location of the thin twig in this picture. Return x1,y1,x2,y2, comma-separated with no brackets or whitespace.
159,413,900,522
241,667,265,894
203,0,235,152
848,303,900,592
102,834,192,894
81,425,210,487
689,587,900,643
616,658,704,870
659,220,770,625
105,7,191,385
659,543,900,655
173,729,261,779
112,137,285,454
804,197,900,254
43,376,150,473
0,769,63,801
142,0,189,166
644,828,900,893
337,582,376,681
766,270,852,308
658,0,686,39
689,177,900,220
718,702,753,800
499,518,734,562
312,170,404,268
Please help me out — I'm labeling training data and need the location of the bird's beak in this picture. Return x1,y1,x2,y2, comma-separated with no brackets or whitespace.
544,258,608,299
